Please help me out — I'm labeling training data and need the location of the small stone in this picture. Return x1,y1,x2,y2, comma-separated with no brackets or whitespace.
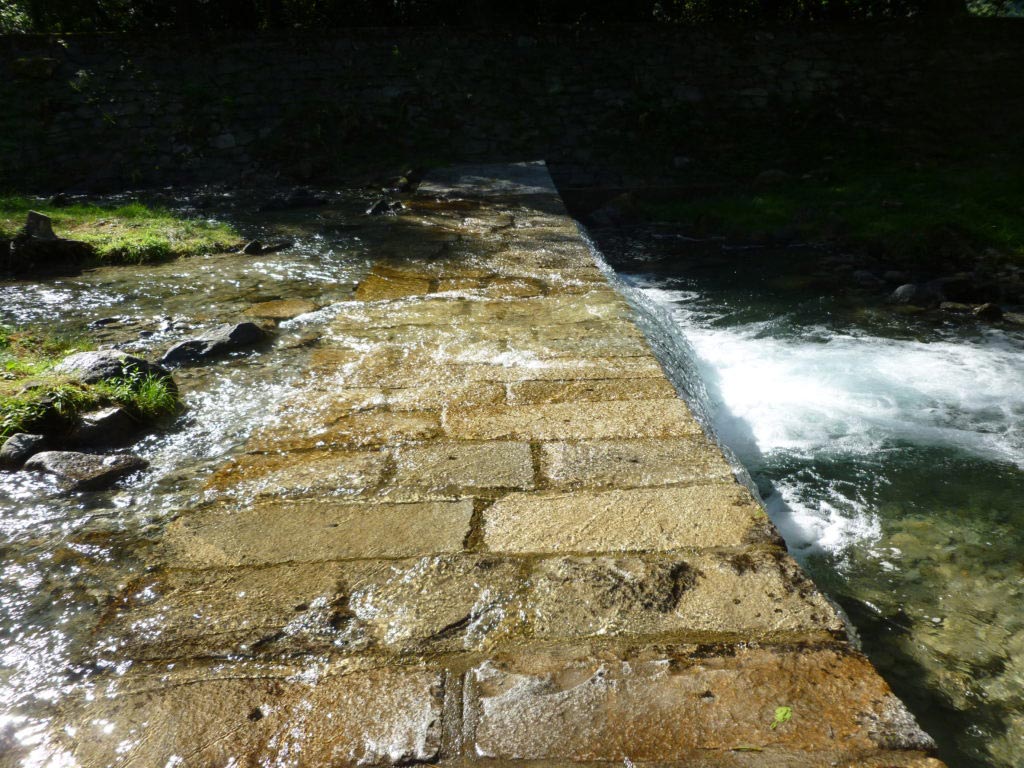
939,302,973,313
974,302,1003,321
754,169,791,187
889,282,944,308
0,433,47,469
160,322,268,367
24,451,147,491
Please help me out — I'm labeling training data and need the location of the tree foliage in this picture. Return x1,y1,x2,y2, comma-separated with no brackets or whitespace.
1,0,1017,32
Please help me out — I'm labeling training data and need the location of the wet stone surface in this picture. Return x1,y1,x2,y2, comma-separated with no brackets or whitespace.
38,164,942,766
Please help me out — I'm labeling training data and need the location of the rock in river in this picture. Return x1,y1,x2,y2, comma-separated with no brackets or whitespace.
70,407,140,449
160,322,268,366
0,433,47,470
55,350,173,386
24,451,147,491
889,282,944,308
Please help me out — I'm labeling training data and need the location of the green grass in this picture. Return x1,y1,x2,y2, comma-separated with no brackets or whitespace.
0,197,240,265
0,325,181,440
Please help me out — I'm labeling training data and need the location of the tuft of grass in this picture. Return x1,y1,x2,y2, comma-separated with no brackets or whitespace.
0,324,181,440
0,196,240,266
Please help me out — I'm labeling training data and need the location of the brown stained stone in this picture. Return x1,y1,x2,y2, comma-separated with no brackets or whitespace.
244,298,319,319
540,438,734,489
467,294,631,327
95,556,526,660
391,442,534,492
436,277,486,292
524,551,845,643
452,356,667,383
466,647,936,761
355,271,433,301
205,449,386,500
483,277,544,298
508,378,676,405
445,399,702,441
332,295,471,331
57,662,443,767
249,408,441,452
484,486,773,553
160,499,473,566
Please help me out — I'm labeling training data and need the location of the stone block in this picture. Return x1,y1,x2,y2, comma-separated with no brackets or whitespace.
466,647,935,761
444,399,701,441
484,485,773,553
161,498,473,566
391,441,534,492
540,437,734,488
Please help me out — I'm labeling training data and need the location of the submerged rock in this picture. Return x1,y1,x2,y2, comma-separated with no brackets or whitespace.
70,407,140,449
24,451,147,491
244,299,319,320
160,322,268,366
55,350,172,386
0,433,47,469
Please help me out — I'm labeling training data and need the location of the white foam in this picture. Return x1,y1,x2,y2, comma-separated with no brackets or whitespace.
633,284,1024,557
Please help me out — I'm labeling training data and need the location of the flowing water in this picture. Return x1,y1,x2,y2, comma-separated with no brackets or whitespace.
594,227,1024,768
2,191,1022,767
0,189,445,763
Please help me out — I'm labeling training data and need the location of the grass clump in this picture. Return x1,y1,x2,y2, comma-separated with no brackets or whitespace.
0,325,181,440
0,197,240,265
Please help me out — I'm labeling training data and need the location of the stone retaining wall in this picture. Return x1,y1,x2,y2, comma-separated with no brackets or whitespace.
1,22,1022,190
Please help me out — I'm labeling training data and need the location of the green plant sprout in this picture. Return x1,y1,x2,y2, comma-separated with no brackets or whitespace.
770,706,793,730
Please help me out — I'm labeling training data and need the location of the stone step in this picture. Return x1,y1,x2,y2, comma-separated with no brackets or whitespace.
92,550,843,661
51,646,936,768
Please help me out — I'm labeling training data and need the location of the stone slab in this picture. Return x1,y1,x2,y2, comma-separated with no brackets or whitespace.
391,441,535,492
445,399,702,441
484,485,774,553
507,378,677,405
540,438,734,489
466,647,935,761
55,662,443,768
205,449,386,500
249,408,441,452
94,555,528,660
523,550,844,643
355,271,433,301
418,161,556,198
161,499,473,566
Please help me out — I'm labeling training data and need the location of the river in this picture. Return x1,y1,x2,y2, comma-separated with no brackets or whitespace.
593,226,1024,768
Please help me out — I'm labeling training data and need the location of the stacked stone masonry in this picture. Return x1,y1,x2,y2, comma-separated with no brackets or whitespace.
1,23,1022,189
44,163,946,766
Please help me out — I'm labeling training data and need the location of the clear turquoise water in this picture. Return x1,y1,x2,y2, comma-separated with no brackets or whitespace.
600,229,1024,768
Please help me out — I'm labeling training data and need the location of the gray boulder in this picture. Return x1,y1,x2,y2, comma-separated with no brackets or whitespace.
160,322,268,366
0,433,47,469
889,282,944,308
55,350,172,386
24,451,147,491
70,407,140,449
24,211,56,239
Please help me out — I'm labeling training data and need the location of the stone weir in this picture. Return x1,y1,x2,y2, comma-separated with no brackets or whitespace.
50,163,943,767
